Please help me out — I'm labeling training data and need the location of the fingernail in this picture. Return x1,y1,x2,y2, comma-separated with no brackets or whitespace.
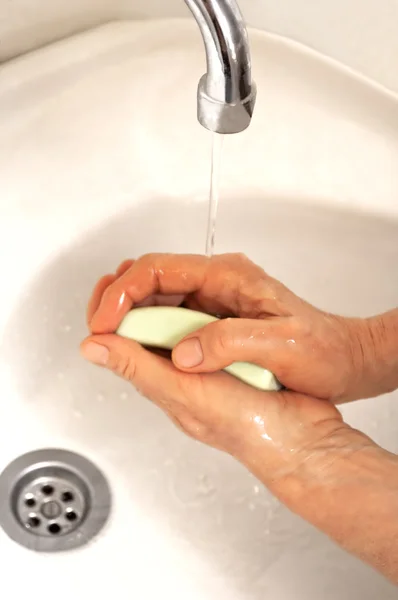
81,342,109,366
174,338,203,368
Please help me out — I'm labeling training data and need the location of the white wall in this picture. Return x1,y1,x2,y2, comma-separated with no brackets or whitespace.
1,0,398,93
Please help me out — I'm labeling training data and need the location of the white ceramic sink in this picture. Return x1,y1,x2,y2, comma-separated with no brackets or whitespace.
0,19,397,599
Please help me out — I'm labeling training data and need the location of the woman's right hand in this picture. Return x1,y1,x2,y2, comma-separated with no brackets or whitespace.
170,254,398,404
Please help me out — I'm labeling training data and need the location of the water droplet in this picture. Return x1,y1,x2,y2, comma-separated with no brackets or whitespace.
248,502,256,511
63,325,72,333
120,392,128,401
287,339,296,345
253,485,260,495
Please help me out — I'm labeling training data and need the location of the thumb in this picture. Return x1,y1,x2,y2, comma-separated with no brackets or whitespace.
172,318,287,374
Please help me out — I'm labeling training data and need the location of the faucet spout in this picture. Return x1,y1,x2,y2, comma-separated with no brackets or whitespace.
185,0,256,134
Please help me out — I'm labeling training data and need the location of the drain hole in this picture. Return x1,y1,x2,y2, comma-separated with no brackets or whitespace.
42,484,54,496
0,449,111,551
48,523,62,535
27,516,41,529
65,510,78,522
61,491,74,503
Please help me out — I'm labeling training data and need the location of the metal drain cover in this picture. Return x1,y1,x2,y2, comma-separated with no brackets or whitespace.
0,449,111,552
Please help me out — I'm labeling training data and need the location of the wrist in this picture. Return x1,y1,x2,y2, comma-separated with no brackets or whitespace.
266,427,398,581
354,311,398,400
363,311,398,397
257,421,398,507
267,423,377,505
268,425,398,560
338,311,398,402
242,418,365,497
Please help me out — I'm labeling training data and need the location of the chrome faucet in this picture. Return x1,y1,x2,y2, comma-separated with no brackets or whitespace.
185,0,256,134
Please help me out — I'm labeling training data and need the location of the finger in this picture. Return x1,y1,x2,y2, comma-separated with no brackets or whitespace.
172,317,292,375
90,253,294,334
87,274,117,326
87,261,135,326
116,259,135,277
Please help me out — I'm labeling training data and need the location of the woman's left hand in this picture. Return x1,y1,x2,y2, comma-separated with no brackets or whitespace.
80,253,398,585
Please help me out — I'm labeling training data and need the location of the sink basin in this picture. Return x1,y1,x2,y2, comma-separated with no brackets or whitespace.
0,19,397,600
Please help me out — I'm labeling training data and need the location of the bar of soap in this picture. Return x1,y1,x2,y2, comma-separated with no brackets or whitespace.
116,306,281,392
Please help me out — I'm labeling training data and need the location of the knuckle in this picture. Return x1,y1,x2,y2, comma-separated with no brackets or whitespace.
231,252,250,264
258,279,282,304
138,252,161,262
123,360,137,382
116,259,134,275
98,273,114,286
175,413,211,442
108,351,137,383
218,253,252,271
211,320,235,356
174,371,203,406
291,316,311,338
275,315,310,341
137,253,162,270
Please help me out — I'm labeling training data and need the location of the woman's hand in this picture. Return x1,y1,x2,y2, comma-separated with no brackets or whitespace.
80,253,398,584
80,253,372,482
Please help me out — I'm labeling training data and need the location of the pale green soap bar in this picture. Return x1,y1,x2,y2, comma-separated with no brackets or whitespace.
116,306,281,392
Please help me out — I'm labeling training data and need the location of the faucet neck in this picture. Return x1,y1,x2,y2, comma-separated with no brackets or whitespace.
185,0,256,134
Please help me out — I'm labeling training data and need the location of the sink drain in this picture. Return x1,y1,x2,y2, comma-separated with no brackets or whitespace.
0,449,111,552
